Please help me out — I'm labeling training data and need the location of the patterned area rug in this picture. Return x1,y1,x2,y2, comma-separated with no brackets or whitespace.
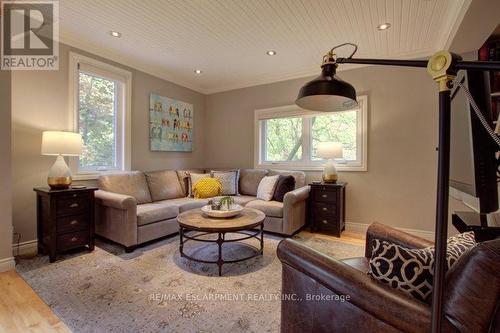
17,232,364,333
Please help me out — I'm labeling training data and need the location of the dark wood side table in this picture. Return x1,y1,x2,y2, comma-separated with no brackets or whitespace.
309,182,346,237
34,186,98,262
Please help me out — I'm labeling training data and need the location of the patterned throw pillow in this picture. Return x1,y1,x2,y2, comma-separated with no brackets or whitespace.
211,170,239,196
368,231,476,302
256,175,280,201
193,177,222,199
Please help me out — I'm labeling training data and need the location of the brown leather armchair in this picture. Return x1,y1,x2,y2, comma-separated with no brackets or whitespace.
277,222,500,333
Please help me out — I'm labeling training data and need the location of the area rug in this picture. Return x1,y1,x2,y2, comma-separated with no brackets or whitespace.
16,232,364,333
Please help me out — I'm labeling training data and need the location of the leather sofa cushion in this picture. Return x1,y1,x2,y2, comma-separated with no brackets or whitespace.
268,169,306,188
136,202,178,226
239,169,268,196
99,171,152,204
145,170,184,201
246,199,283,218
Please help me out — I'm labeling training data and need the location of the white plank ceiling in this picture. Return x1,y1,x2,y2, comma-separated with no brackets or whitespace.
59,0,470,94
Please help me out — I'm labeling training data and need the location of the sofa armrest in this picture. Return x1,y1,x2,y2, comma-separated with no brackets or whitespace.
95,190,137,210
277,238,431,332
283,185,310,206
365,222,434,258
282,186,310,235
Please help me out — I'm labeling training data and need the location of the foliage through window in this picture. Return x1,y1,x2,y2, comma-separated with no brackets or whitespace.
78,72,118,170
256,96,367,171
70,52,131,176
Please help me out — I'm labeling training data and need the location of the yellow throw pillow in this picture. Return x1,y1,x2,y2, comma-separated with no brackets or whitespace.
193,177,222,199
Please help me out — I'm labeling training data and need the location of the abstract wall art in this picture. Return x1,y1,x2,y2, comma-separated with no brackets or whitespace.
149,93,193,152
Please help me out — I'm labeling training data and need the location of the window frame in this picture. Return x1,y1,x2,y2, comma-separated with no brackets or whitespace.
68,52,132,180
254,95,368,171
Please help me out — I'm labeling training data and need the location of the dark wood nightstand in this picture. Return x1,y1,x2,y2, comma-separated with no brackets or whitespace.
309,182,346,237
34,186,98,262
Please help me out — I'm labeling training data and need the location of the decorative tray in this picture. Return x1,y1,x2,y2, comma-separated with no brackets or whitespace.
201,204,243,218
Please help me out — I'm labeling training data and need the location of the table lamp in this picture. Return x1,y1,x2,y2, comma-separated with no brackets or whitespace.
317,142,343,183
41,131,82,189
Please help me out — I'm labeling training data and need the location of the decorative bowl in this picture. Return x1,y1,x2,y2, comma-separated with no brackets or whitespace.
201,204,243,218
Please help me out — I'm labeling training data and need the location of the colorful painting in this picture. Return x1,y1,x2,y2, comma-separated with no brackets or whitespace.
149,93,193,152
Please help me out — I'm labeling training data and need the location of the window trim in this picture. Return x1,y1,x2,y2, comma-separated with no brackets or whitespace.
254,95,368,172
68,52,132,180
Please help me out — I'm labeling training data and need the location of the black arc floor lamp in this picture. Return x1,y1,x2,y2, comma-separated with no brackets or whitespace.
296,43,500,332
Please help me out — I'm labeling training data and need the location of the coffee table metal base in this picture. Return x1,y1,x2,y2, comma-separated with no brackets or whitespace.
179,223,264,276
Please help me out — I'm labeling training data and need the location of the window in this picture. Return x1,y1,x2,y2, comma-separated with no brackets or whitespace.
255,95,367,171
69,53,131,178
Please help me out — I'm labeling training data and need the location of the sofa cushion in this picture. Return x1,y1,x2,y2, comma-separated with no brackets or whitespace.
212,195,256,206
239,169,268,196
166,197,209,213
145,170,184,201
136,202,178,226
176,169,205,196
246,199,283,218
99,171,152,204
268,169,306,188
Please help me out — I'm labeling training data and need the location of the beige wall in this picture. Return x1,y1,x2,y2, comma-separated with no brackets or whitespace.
0,68,14,270
205,65,447,233
11,43,205,243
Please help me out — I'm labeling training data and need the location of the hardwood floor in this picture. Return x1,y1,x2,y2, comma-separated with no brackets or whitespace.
0,270,71,333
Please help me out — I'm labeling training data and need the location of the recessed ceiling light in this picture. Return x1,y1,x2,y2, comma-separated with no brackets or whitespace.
110,31,122,38
194,69,202,74
266,50,277,56
377,23,391,31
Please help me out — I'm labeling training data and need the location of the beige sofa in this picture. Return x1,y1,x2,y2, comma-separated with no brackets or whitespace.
95,168,310,252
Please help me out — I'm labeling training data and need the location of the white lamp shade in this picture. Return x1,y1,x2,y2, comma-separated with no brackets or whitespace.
317,142,343,159
41,131,82,156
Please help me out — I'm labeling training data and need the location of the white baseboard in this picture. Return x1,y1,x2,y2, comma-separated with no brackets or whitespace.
12,239,38,257
0,257,15,272
346,222,435,241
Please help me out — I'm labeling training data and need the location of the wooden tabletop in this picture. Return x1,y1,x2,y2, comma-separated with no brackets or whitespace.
177,208,265,232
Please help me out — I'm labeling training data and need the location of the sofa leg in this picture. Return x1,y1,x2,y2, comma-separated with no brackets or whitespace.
125,245,137,253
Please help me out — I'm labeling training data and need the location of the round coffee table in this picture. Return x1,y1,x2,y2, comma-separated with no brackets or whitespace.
177,207,266,276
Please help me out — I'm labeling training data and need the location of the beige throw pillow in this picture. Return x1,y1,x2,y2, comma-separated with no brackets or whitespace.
256,175,280,201
211,170,239,196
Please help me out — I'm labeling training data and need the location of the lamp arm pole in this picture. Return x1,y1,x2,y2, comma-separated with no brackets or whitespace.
335,51,500,332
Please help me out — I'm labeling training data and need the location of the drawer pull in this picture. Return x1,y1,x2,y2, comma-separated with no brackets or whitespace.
322,207,327,211
70,220,78,225
321,194,327,198
69,203,79,208
322,220,328,224
72,194,78,197
71,237,78,242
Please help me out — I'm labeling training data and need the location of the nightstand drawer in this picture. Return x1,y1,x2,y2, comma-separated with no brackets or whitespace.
314,217,338,229
57,231,89,251
57,214,89,234
313,190,337,203
312,202,336,217
57,194,88,216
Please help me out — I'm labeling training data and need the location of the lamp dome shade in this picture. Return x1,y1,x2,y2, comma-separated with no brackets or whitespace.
41,131,82,156
296,64,358,112
317,142,343,159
